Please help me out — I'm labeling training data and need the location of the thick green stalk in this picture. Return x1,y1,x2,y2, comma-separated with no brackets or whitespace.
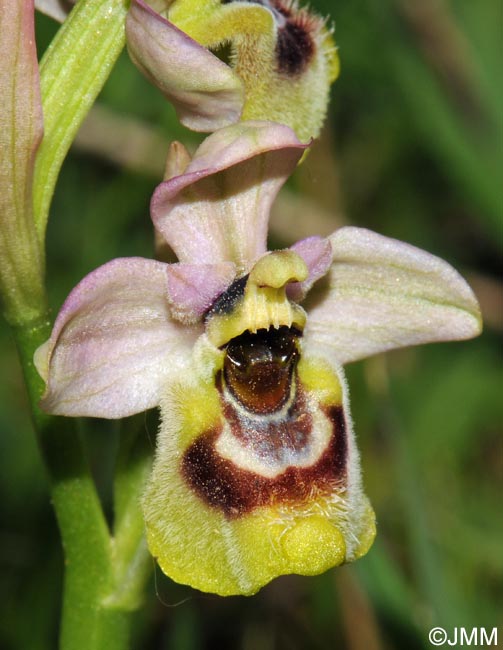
14,318,150,650
15,319,134,650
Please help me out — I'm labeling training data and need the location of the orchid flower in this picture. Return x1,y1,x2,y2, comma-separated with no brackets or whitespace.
126,0,338,140
34,121,481,596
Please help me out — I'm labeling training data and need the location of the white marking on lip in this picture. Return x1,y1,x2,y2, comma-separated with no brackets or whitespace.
214,402,333,478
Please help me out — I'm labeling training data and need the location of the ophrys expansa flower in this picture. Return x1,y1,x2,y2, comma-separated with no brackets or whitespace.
34,122,481,595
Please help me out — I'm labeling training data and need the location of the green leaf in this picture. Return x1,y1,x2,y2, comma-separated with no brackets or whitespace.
33,0,129,240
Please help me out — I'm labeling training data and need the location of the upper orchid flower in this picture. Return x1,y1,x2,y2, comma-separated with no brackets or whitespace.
126,0,338,140
34,122,481,596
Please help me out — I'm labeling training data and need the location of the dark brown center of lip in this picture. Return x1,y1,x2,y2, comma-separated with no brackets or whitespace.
223,326,300,414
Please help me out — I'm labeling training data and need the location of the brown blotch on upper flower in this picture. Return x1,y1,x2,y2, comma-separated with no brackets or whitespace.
221,0,317,76
275,12,316,76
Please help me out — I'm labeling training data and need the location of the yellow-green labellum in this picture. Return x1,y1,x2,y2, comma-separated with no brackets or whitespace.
143,262,375,595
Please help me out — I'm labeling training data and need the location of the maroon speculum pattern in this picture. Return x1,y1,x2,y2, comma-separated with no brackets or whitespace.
181,401,347,519
181,326,347,518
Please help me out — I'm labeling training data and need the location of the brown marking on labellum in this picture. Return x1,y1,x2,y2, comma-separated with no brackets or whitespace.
276,19,315,76
181,404,347,518
222,326,300,414
220,0,315,76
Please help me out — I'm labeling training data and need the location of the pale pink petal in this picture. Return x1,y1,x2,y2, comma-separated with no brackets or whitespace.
126,0,244,131
286,236,333,301
152,121,308,272
35,258,201,418
304,227,482,365
166,262,236,322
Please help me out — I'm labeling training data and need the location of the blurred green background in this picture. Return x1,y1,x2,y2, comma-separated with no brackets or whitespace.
1,0,501,648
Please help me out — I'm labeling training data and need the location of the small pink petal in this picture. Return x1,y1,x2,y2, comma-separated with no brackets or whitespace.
35,258,201,418
126,0,244,131
304,227,482,365
152,121,308,272
286,236,333,301
166,262,236,322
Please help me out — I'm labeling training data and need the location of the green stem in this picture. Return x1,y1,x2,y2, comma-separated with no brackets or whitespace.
13,317,151,650
4,1,150,646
